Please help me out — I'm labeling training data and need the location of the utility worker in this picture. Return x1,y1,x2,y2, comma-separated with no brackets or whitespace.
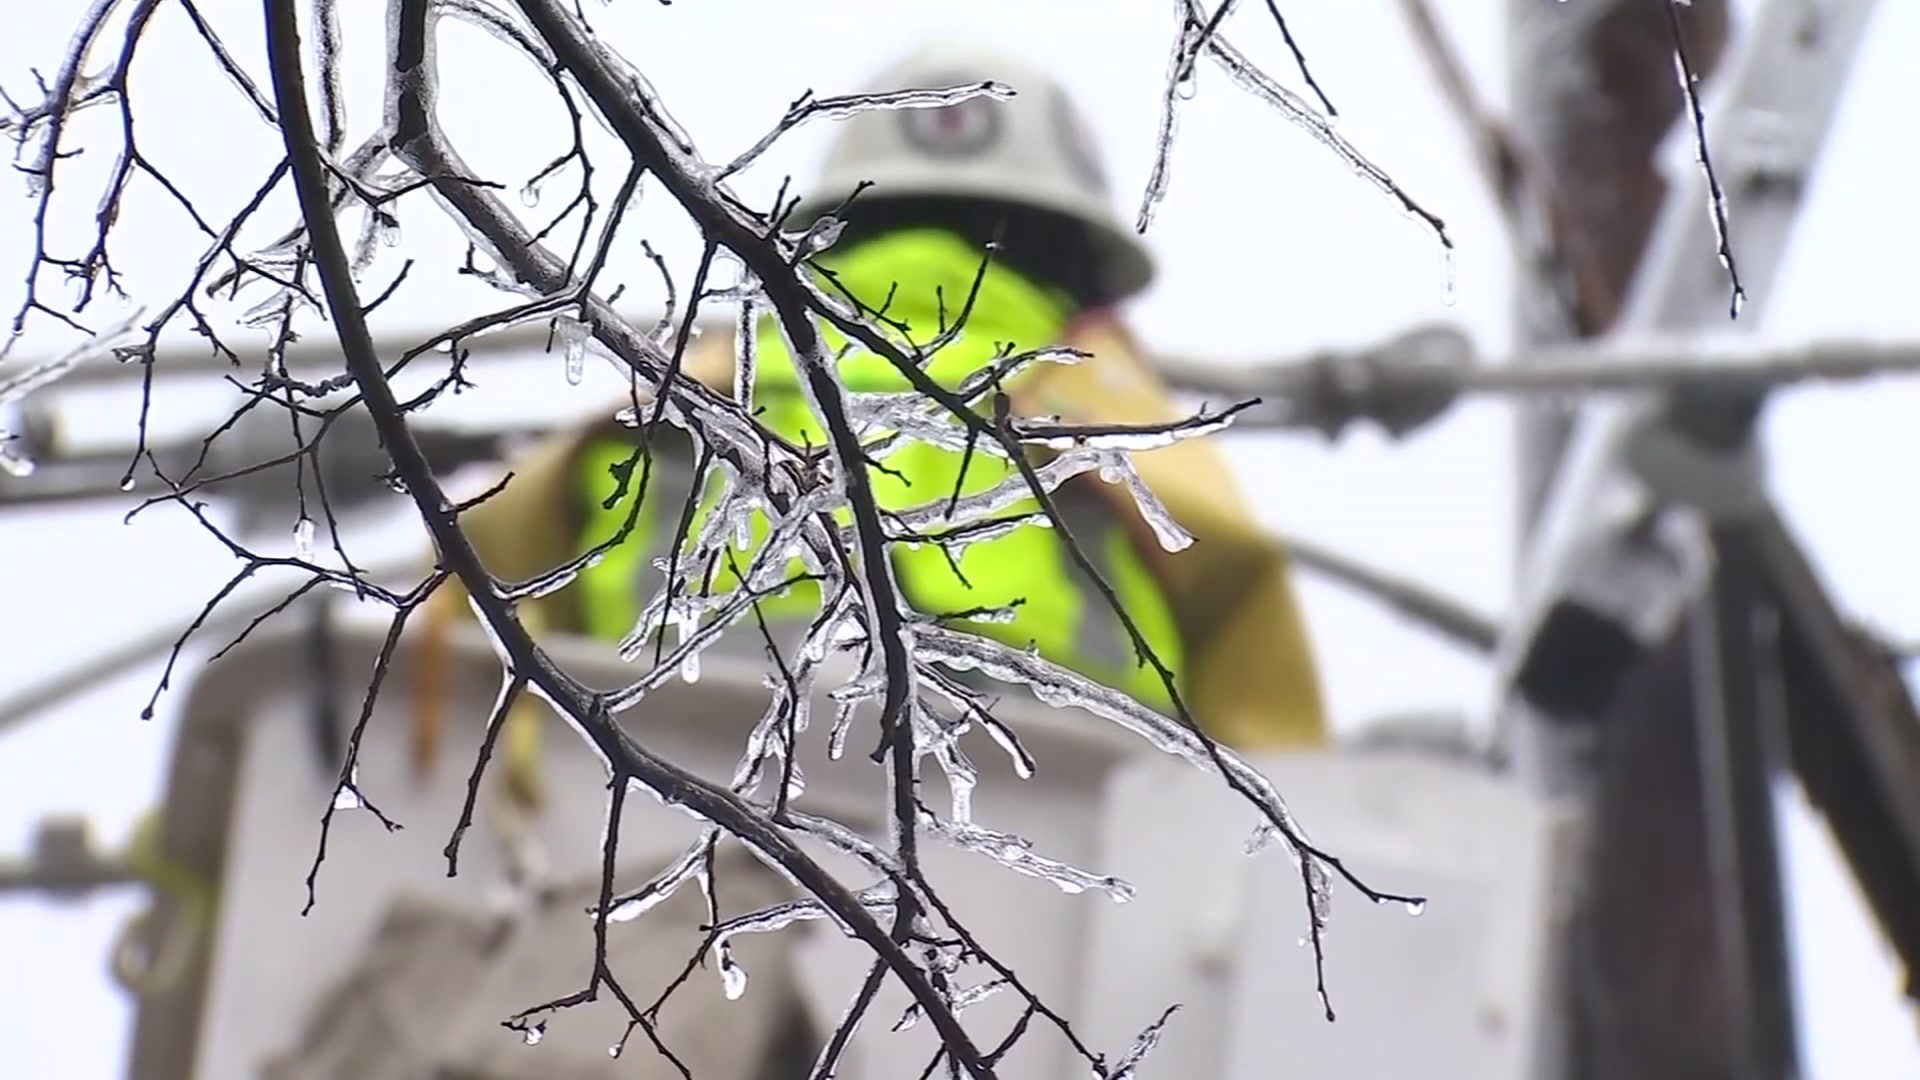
413,41,1328,804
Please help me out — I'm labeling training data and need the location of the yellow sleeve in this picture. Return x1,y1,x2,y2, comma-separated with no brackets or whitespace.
1012,316,1329,748
410,426,593,780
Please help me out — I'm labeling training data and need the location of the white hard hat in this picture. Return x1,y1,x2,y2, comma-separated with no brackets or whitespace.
789,41,1155,302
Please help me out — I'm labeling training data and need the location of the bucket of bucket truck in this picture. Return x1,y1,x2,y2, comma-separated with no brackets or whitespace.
119,608,1574,1080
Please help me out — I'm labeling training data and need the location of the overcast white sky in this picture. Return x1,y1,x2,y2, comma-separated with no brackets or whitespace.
3,1,1919,1077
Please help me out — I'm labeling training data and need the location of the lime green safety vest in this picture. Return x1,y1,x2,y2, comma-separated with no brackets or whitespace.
569,229,1183,712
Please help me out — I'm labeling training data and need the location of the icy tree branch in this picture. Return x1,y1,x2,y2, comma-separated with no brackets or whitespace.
8,0,1503,1071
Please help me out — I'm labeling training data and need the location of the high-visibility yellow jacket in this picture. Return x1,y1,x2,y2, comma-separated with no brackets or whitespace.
415,230,1326,768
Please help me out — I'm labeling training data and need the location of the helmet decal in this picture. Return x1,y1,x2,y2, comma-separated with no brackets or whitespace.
898,76,1004,160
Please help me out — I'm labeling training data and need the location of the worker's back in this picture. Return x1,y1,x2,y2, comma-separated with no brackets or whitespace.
421,40,1328,764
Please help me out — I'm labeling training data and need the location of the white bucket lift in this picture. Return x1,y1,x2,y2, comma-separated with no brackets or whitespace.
123,611,1576,1079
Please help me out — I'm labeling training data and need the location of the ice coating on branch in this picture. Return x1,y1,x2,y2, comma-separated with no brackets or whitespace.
330,764,364,811
885,449,1109,535
1245,821,1280,856
766,315,922,727
959,344,1090,389
823,80,1015,119
611,480,838,671
912,623,1332,925
563,27,699,159
827,671,885,759
671,604,701,683
1194,11,1449,251
1097,451,1194,552
827,668,981,821
898,512,1044,559
797,215,846,257
826,693,862,760
920,669,1039,780
778,759,807,801
694,469,755,564
841,391,995,455
607,838,711,923
924,710,979,823
734,297,759,406
606,589,770,711
734,658,821,800
720,896,836,938
1137,5,1201,233
348,207,381,276
783,810,910,885
505,547,606,602
715,940,749,1000
0,440,33,479
1018,408,1238,452
732,653,822,797
986,718,1037,779
733,502,755,552
805,592,866,669
709,881,898,949
554,315,590,386
723,80,1016,181
1109,1005,1180,1080
435,0,556,71
924,813,1135,902
0,312,142,416
892,978,1009,1032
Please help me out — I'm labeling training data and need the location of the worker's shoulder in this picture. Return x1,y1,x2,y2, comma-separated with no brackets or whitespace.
1021,313,1177,421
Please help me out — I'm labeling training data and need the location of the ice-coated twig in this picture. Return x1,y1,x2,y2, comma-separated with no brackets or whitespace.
1139,0,1448,255
1137,0,1220,233
311,0,346,153
1662,0,1744,318
913,622,1429,1018
894,978,1009,1033
604,832,715,923
707,881,900,946
1095,451,1194,553
720,81,1015,181
0,310,144,428
1009,399,1251,453
922,812,1135,903
1110,1004,1181,1080
882,449,1109,534
912,625,1322,890
1181,0,1451,250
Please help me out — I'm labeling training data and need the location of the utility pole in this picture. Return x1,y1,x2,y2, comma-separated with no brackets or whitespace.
1507,0,1730,531
1506,2,1736,1077
1506,2,1886,1077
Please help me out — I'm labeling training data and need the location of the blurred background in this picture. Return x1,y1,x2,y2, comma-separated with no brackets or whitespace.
3,0,1918,1076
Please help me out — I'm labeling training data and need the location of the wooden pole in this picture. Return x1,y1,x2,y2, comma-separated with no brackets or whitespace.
1507,0,1730,536
1505,3,1733,1077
